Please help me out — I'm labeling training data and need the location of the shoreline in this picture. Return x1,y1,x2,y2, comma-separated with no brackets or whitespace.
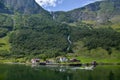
0,61,120,66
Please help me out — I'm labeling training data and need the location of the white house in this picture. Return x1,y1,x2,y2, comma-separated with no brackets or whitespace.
31,59,40,64
59,57,68,62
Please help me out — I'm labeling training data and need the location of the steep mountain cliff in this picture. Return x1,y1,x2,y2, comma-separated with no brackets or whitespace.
54,0,120,24
1,0,48,14
0,0,10,13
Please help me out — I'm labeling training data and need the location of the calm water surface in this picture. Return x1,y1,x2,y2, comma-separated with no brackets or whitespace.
0,64,120,80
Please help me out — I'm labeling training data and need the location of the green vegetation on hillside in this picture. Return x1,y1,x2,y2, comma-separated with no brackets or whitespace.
0,12,120,63
0,0,120,63
71,24,120,53
8,14,70,58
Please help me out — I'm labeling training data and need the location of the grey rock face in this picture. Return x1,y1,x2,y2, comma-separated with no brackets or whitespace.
3,0,46,14
54,0,120,24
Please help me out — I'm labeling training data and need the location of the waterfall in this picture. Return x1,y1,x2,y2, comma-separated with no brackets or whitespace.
68,35,72,44
67,35,72,51
52,14,55,20
50,11,55,20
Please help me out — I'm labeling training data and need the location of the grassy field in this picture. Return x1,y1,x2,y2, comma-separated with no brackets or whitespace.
66,54,120,64
77,56,120,64
111,23,120,32
66,51,120,64
66,41,120,64
0,36,11,51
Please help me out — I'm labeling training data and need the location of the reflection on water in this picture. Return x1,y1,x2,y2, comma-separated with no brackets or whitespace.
0,64,120,80
109,71,114,80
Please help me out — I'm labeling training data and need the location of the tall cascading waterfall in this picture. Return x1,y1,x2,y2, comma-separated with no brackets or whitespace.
50,11,55,20
67,35,72,51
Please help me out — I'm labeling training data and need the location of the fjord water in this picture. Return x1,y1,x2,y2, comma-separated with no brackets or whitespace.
0,64,120,80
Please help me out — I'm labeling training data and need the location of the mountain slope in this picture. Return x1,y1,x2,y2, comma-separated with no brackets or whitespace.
0,0,69,57
0,0,120,62
54,0,120,24
2,0,48,14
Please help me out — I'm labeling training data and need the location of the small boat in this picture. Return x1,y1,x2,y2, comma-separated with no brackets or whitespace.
69,63,82,67
71,66,94,70
83,66,94,70
39,62,46,65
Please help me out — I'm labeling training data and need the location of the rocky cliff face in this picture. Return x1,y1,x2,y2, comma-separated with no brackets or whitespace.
1,0,47,14
54,0,120,24
68,2,101,21
0,0,10,13
0,0,120,23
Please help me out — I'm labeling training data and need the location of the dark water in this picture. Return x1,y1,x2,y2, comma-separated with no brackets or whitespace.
0,64,120,80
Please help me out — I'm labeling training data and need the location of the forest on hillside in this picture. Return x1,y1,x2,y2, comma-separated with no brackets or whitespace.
0,13,120,60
